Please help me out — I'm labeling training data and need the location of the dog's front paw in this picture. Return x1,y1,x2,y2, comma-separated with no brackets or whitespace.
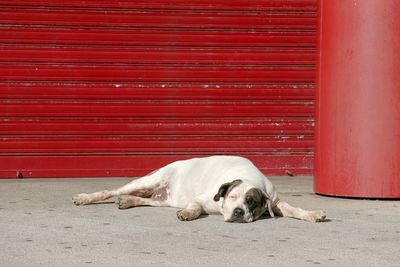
177,209,193,221
315,210,327,222
306,210,327,222
72,194,91,206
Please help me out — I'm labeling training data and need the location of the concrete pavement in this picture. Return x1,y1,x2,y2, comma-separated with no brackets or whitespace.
0,176,399,266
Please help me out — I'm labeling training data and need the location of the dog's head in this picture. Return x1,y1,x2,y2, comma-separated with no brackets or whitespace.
213,179,275,223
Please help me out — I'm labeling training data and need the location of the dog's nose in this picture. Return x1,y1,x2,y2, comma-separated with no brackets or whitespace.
233,208,244,217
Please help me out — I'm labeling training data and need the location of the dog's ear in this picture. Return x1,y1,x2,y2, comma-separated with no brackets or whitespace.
213,179,242,202
213,182,231,201
261,191,275,217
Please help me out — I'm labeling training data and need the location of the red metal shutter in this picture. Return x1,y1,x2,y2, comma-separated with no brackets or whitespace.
0,0,317,178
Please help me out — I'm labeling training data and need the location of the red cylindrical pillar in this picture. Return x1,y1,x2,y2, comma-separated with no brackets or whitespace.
315,0,400,198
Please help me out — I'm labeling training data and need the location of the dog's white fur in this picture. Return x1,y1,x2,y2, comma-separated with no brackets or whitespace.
72,156,326,223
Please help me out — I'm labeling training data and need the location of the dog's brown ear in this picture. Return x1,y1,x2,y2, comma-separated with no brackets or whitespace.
213,179,242,202
261,191,275,217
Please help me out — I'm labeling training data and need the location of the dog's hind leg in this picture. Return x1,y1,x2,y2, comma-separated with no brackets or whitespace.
272,200,326,223
116,195,168,209
72,167,173,206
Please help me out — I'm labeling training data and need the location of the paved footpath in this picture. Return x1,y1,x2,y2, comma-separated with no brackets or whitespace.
0,176,399,266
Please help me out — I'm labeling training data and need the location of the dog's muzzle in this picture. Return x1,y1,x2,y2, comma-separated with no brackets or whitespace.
226,207,251,223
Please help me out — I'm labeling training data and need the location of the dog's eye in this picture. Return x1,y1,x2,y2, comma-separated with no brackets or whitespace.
228,195,237,200
247,197,254,206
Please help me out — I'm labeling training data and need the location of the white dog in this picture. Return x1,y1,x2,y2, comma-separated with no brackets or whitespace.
72,156,326,223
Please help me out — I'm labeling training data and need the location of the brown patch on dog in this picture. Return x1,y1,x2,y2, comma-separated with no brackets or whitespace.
151,184,169,201
213,179,242,201
245,188,267,220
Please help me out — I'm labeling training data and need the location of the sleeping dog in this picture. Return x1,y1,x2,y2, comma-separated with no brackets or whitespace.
72,156,326,223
